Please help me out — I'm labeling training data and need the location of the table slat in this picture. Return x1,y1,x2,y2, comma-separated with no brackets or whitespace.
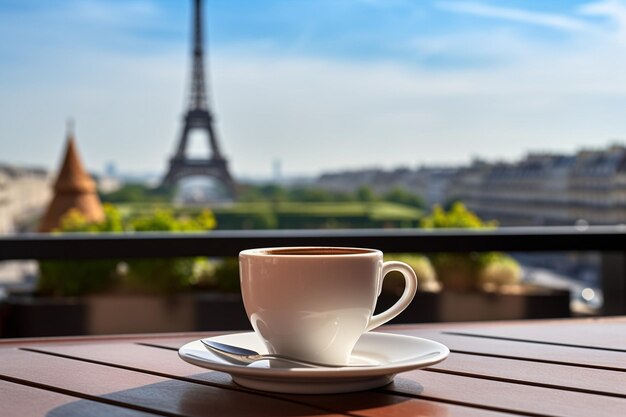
443,322,626,351
430,352,626,396
0,380,159,417
0,348,344,417
23,342,523,417
394,331,626,371
388,370,626,417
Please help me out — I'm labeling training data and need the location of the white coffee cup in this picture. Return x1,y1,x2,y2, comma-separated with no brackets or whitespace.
239,247,418,365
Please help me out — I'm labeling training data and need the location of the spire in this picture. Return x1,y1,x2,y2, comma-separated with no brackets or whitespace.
188,0,209,111
53,124,97,193
38,123,105,232
66,117,75,137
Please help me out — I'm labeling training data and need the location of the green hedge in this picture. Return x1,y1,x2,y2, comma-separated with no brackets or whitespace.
212,202,422,229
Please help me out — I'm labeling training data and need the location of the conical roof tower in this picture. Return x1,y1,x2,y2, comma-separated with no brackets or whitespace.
38,123,105,232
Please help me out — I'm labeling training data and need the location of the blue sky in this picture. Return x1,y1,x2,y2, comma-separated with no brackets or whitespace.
2,0,626,178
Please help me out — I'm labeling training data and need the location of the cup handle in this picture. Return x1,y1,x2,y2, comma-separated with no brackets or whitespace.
366,261,418,332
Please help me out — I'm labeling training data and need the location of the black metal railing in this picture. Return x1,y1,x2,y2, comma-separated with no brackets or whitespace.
0,226,625,314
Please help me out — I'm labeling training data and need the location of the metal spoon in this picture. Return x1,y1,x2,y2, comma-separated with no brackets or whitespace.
200,339,374,368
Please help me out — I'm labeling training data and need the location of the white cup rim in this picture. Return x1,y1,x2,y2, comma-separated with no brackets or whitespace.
239,246,382,258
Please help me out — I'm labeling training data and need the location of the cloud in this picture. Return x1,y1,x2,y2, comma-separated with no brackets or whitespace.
437,1,593,32
195,48,626,175
67,0,161,26
408,28,541,68
579,0,626,41
5,37,626,177
3,0,626,178
354,0,411,7
0,0,172,62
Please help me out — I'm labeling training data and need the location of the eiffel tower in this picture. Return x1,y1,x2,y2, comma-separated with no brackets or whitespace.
162,0,236,198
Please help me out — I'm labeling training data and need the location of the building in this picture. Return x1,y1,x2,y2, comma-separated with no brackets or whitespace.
447,155,575,225
446,146,626,226
38,132,104,232
315,144,626,226
0,164,51,234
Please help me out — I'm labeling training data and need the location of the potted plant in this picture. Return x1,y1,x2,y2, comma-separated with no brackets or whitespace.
414,203,570,321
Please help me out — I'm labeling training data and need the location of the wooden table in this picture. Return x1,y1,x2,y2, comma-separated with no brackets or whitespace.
1,317,625,417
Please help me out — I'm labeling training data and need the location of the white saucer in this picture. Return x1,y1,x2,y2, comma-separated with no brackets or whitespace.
178,332,449,394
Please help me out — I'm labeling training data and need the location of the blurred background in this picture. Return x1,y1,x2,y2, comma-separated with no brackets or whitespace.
2,0,626,336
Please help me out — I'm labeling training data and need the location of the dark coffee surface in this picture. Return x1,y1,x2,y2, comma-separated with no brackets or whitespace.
265,247,372,255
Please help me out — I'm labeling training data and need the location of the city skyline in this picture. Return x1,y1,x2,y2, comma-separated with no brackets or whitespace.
3,1,626,179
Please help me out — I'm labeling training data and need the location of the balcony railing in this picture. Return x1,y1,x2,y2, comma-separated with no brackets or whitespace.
0,226,625,314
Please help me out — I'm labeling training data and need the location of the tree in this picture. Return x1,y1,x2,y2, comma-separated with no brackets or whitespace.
356,185,377,202
383,187,424,208
288,186,333,202
259,184,288,202
100,184,174,203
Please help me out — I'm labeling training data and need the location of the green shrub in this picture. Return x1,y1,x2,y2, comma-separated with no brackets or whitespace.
476,252,522,288
430,253,479,291
212,258,241,293
383,254,439,293
38,205,122,296
123,209,216,293
421,202,497,229
123,258,196,294
420,203,520,291
38,206,217,296
38,260,119,297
